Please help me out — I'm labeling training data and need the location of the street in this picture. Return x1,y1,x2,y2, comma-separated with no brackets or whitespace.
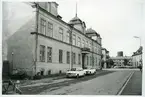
18,69,142,95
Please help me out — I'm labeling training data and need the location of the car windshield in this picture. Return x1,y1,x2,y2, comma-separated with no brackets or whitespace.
71,68,76,71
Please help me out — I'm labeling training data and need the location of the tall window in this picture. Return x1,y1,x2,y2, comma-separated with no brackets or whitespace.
47,22,53,37
92,57,94,66
47,47,52,62
66,31,70,43
82,39,85,48
59,28,63,41
90,56,92,66
59,49,63,63
86,41,88,47
66,51,70,64
78,54,81,65
87,56,89,65
73,52,76,64
77,37,81,47
96,57,97,64
89,42,91,49
72,34,76,45
40,45,45,62
40,18,46,35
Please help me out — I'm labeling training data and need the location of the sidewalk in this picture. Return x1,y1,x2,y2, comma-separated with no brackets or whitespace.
20,74,66,87
20,70,103,87
121,71,142,95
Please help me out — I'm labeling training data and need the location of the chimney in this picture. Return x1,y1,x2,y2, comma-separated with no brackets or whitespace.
47,2,58,16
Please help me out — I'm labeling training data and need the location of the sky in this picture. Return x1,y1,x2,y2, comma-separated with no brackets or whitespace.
2,0,145,57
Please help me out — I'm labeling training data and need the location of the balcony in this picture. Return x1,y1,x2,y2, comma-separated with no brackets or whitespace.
81,47,90,54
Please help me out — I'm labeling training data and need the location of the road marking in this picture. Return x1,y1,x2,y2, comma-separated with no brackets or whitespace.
117,71,135,95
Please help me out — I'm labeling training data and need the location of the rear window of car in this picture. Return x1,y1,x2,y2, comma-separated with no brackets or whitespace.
71,68,76,71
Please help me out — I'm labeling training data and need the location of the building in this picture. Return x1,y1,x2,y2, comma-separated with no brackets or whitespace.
132,46,143,67
111,52,132,67
6,2,102,76
101,48,109,68
117,51,123,57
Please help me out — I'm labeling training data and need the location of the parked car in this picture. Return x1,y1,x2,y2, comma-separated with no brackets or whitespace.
83,67,96,75
66,67,86,78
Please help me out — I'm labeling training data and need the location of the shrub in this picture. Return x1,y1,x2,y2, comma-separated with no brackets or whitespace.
33,72,41,80
10,70,30,80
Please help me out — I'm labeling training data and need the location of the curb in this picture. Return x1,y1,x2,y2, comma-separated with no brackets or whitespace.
116,71,134,95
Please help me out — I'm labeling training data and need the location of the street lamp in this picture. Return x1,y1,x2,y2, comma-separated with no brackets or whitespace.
134,36,141,47
12,51,14,73
133,36,142,67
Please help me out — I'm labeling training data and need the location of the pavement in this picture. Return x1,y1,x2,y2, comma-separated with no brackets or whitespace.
121,71,142,95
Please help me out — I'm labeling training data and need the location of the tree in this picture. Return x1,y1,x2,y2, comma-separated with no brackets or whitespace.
106,59,114,68
124,59,129,66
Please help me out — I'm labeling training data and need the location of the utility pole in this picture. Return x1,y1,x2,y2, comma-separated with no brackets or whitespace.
11,51,14,74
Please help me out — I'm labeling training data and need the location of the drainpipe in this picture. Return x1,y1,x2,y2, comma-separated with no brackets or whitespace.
69,24,74,69
34,2,39,76
92,39,93,68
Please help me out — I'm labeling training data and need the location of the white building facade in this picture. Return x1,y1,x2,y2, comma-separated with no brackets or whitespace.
6,2,102,76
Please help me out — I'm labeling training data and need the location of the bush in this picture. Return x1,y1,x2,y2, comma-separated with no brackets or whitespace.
10,70,30,80
33,72,42,80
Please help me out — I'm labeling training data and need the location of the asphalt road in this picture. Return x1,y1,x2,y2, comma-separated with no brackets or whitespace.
20,70,114,94
121,71,142,95
40,70,134,95
5,69,141,95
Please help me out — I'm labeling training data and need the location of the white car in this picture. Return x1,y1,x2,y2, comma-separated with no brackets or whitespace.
66,67,86,78
83,67,96,75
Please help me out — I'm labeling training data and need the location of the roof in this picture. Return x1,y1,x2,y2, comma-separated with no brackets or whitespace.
132,46,143,56
102,47,109,52
111,56,132,60
86,28,100,37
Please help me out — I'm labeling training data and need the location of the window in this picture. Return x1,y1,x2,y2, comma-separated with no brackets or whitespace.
66,31,70,43
87,56,89,65
78,54,81,65
77,37,81,47
66,51,70,64
89,42,91,49
47,22,53,37
90,56,92,66
40,45,45,62
47,47,52,62
86,41,88,47
59,28,63,41
72,34,76,45
72,52,76,64
59,49,63,63
40,18,46,35
92,57,94,66
82,39,85,48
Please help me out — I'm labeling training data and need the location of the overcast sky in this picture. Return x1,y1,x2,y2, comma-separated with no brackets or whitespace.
2,0,145,57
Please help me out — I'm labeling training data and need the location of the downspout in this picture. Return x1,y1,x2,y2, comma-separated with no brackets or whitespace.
34,3,39,76
70,25,73,69
92,39,93,68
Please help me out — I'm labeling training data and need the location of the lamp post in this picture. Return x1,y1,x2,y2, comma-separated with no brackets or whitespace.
134,36,142,67
12,52,14,73
134,36,141,47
